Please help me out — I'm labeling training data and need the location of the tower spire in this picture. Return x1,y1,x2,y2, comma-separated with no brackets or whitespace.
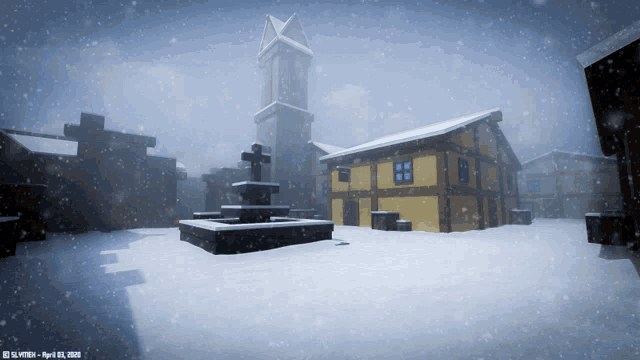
253,14,315,209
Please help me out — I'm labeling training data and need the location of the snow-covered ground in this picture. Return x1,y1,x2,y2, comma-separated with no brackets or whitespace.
2,219,640,359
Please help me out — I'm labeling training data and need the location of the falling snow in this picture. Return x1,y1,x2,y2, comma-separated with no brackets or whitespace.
1,1,639,358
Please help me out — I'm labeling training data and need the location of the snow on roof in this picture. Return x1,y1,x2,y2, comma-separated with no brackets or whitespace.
577,19,640,68
521,149,616,166
268,15,286,33
320,108,501,162
5,133,78,157
308,141,345,155
277,35,313,56
258,13,313,58
253,101,314,120
176,161,188,180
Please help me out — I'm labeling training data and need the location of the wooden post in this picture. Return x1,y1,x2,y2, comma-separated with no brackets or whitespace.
328,164,333,221
371,163,378,212
498,148,507,225
444,151,452,233
473,126,485,230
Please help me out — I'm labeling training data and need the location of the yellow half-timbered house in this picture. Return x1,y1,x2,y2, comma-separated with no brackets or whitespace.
319,108,522,232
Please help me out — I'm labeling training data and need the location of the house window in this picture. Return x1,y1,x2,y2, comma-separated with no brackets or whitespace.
593,178,607,194
458,158,469,184
394,159,413,184
527,180,540,193
322,181,328,196
338,167,350,183
507,174,513,192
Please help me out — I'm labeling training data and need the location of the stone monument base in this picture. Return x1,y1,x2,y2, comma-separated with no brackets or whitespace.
179,217,333,254
193,212,224,220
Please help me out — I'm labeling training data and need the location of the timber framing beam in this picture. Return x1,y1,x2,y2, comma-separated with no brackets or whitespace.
473,126,485,230
498,153,507,225
371,163,378,212
444,151,452,233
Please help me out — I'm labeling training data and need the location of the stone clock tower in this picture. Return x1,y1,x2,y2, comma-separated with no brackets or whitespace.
254,14,314,209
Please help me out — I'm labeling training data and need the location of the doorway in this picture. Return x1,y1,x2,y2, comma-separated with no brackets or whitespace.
488,198,499,228
343,200,358,226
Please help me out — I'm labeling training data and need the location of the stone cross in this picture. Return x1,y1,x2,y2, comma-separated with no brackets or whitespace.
240,142,271,182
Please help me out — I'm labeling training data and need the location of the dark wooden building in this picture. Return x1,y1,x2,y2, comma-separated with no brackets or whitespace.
1,112,179,232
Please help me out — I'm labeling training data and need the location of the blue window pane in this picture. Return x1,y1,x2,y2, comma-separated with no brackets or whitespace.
404,172,412,181
404,161,411,170
395,173,403,181
527,180,540,192
395,163,402,171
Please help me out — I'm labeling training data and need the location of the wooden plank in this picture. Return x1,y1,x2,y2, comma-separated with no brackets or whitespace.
328,165,333,221
444,151,452,233
371,163,378,212
515,171,521,209
377,186,443,198
473,126,485,230
498,149,507,225
331,189,377,200
449,184,500,198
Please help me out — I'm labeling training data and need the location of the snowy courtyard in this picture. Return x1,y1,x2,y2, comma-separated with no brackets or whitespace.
2,219,640,359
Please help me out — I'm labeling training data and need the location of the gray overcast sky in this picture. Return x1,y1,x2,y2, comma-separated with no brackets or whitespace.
1,0,638,177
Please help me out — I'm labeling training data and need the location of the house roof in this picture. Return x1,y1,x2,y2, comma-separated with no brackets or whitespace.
521,149,616,168
320,108,502,162
577,19,640,68
1,130,78,157
308,141,345,155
